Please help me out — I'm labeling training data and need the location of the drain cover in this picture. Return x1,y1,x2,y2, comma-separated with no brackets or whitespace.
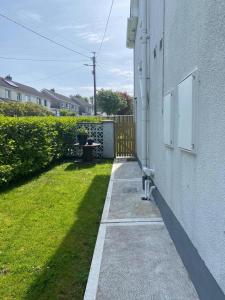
122,187,138,193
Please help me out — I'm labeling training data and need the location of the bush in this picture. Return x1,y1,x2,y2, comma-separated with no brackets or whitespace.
0,165,13,185
60,109,77,116
0,116,101,186
0,102,53,116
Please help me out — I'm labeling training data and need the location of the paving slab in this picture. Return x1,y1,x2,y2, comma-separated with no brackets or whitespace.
108,180,161,220
96,224,199,300
113,161,141,180
84,160,199,300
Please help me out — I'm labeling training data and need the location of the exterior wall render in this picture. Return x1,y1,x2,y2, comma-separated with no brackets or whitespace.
134,13,142,160
132,0,225,295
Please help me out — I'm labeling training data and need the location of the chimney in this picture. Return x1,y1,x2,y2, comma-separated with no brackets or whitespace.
50,88,55,93
5,74,12,81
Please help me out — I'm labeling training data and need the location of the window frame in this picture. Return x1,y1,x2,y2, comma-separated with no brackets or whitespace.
163,91,174,148
17,92,22,101
177,70,198,154
37,97,42,105
5,89,11,99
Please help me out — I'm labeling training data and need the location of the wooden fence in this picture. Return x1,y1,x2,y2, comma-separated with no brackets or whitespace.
102,115,135,157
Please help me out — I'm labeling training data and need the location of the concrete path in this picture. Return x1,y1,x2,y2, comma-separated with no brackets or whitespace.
84,160,199,300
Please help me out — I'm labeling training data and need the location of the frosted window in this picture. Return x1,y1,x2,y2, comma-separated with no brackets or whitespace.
163,93,173,146
178,75,193,151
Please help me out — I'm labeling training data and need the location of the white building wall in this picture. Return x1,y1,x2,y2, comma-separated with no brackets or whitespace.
0,86,19,101
133,0,225,294
0,86,4,99
134,17,142,160
0,85,51,109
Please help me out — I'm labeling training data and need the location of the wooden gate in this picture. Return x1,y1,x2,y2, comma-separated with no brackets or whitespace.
104,115,135,157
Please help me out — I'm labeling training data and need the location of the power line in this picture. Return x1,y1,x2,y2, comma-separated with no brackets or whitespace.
97,0,115,57
0,56,89,63
0,12,91,59
96,64,107,72
52,29,92,54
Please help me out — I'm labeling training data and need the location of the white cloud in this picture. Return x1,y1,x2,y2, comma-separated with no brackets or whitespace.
77,32,111,44
18,10,42,23
75,86,94,96
102,84,133,95
54,84,133,98
74,84,133,97
57,24,89,30
56,86,75,95
51,86,92,97
109,68,133,79
115,1,130,9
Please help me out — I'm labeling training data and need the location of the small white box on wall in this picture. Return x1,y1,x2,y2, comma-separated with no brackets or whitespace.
178,71,197,152
163,92,174,147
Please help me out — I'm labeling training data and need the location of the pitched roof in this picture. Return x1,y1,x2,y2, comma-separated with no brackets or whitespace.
71,96,92,108
0,76,43,98
42,89,79,106
0,76,82,106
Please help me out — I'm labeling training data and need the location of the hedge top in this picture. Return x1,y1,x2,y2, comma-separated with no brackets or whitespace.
0,102,53,117
0,116,103,124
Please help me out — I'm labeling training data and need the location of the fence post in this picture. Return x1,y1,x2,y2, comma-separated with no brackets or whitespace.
102,120,115,158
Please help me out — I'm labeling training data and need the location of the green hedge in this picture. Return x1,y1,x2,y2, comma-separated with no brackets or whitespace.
0,102,53,116
0,116,101,186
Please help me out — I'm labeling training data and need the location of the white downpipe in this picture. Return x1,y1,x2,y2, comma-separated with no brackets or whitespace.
141,0,148,168
144,180,156,201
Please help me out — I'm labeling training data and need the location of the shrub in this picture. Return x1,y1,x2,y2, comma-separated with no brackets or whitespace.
0,116,101,186
60,109,77,116
0,165,13,185
0,102,53,116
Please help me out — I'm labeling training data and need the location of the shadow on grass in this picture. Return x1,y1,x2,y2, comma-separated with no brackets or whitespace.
0,160,62,195
24,173,110,300
65,161,96,171
64,160,112,172
0,159,112,195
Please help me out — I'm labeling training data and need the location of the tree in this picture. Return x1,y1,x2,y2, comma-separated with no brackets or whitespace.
73,94,89,103
116,92,133,115
96,89,127,115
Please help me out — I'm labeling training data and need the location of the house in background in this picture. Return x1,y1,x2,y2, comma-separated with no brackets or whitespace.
71,95,93,115
0,75,51,109
127,0,225,299
0,75,84,116
42,89,80,116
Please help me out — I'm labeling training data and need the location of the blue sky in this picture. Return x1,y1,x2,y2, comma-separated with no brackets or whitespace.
0,0,133,97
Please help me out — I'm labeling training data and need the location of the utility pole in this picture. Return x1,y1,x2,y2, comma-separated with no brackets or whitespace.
92,52,97,115
84,52,97,115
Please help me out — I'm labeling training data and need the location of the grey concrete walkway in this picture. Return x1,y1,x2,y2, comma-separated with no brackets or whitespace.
84,160,199,300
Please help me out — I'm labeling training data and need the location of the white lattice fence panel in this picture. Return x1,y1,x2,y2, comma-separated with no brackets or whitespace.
75,123,103,158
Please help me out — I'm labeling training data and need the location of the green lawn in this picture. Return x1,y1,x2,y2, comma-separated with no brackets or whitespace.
0,161,112,300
